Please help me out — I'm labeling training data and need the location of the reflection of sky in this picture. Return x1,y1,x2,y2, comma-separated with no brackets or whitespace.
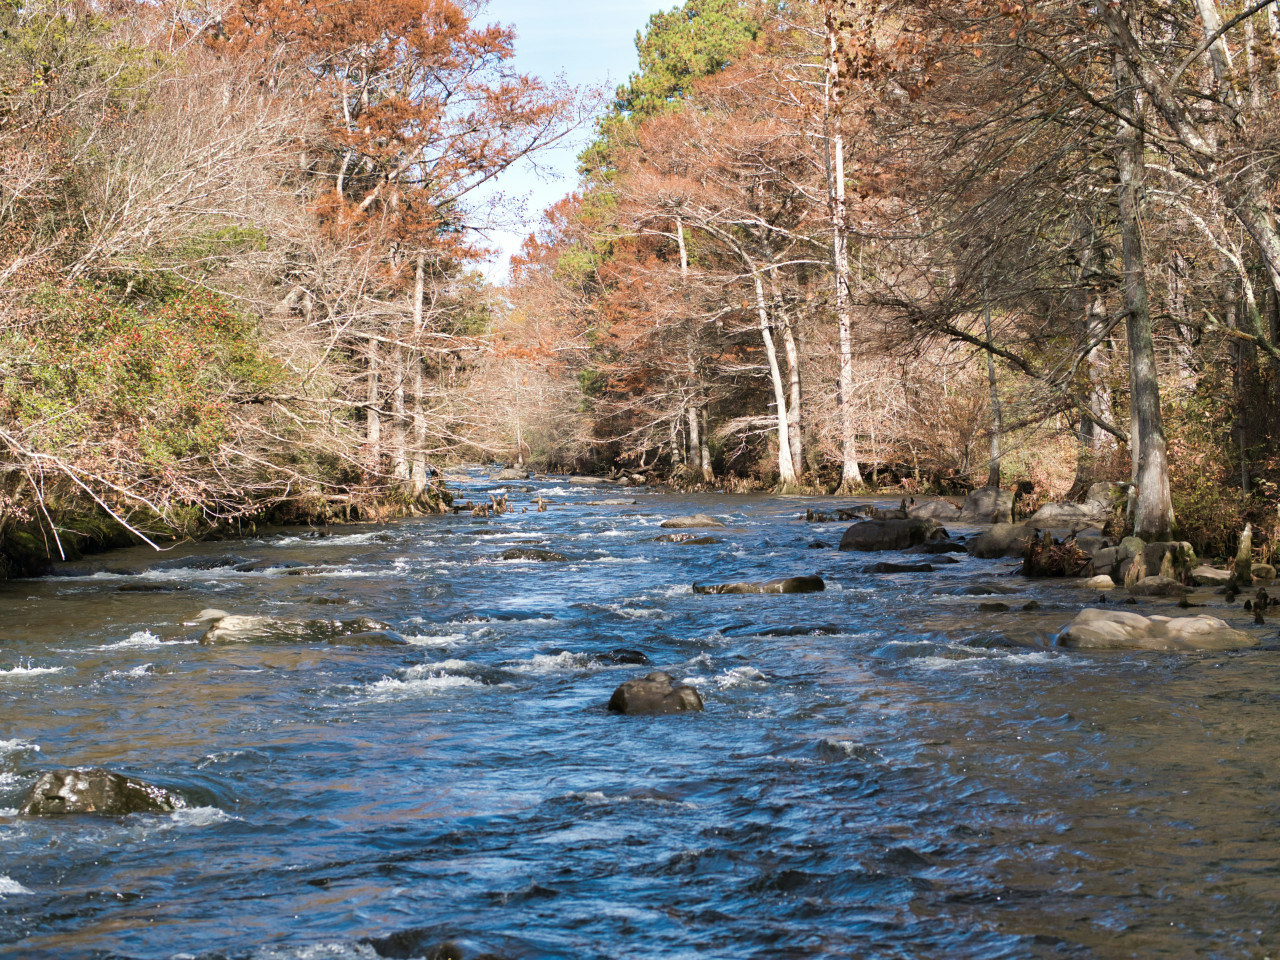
474,0,672,283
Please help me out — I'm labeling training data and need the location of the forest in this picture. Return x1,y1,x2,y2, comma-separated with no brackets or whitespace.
2,0,1279,573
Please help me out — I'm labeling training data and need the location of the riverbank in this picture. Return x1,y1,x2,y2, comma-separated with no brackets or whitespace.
0,482,454,581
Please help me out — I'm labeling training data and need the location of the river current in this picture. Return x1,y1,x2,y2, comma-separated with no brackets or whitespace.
1,470,1278,959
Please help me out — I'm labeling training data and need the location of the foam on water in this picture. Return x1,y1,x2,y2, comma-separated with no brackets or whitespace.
106,663,155,678
97,630,169,650
509,652,594,674
169,806,234,828
0,664,63,677
0,877,33,896
356,673,491,702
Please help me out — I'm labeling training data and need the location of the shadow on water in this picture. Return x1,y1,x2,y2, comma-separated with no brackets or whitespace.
0,470,1277,958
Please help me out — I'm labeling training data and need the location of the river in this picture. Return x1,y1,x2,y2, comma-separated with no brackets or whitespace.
0,469,1277,959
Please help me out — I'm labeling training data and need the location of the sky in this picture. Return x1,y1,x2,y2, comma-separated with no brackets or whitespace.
474,0,674,282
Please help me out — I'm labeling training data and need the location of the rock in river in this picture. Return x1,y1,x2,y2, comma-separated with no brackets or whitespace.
839,519,944,552
966,523,1034,559
191,610,398,645
863,562,934,574
959,486,1014,524
907,499,963,522
660,514,726,529
1057,608,1256,651
499,548,569,562
20,768,186,816
608,672,704,715
693,575,825,595
1127,575,1189,598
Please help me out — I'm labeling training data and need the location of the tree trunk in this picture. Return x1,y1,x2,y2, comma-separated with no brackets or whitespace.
983,288,1002,488
752,271,799,488
825,5,863,492
699,407,714,482
409,254,430,495
670,412,684,472
686,403,701,474
365,337,382,475
770,265,805,481
1113,56,1174,539
390,329,409,483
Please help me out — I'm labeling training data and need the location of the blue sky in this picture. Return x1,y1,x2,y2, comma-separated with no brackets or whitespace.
475,0,674,281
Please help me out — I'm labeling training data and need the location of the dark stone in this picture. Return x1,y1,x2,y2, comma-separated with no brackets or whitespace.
1021,600,1042,611
592,648,651,665
808,541,830,549
692,575,825,595
979,602,1011,612
678,537,721,546
499,548,569,562
608,671,704,716
838,519,944,552
966,523,1034,559
917,541,967,554
862,562,934,574
149,555,251,572
333,630,408,647
20,768,186,816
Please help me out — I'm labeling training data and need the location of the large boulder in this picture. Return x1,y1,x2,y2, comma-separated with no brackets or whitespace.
959,486,1014,524
660,514,726,529
839,519,944,552
20,769,186,816
608,672,704,715
1085,481,1126,507
1191,565,1233,587
966,523,1034,559
1025,502,1107,528
693,575,825,595
1127,575,1189,598
490,466,530,481
1057,608,1256,651
907,499,963,522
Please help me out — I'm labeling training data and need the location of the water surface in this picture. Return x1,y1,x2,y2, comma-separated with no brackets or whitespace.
1,471,1277,959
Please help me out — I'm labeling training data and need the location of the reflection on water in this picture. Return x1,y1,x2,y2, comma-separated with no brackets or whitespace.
0,470,1277,959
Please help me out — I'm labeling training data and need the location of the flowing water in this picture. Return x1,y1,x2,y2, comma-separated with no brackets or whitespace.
1,471,1278,959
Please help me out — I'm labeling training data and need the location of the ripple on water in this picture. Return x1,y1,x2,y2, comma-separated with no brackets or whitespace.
0,878,33,896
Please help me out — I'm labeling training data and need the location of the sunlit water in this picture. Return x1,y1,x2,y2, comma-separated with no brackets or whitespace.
1,470,1278,959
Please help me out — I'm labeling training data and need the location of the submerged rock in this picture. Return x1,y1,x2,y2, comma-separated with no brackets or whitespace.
959,486,1013,524
862,562,934,574
839,519,944,552
20,768,186,816
592,648,651,665
660,514,726,529
191,610,397,645
693,575,825,595
916,540,967,554
499,548,569,562
1057,608,1256,651
608,671,704,715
